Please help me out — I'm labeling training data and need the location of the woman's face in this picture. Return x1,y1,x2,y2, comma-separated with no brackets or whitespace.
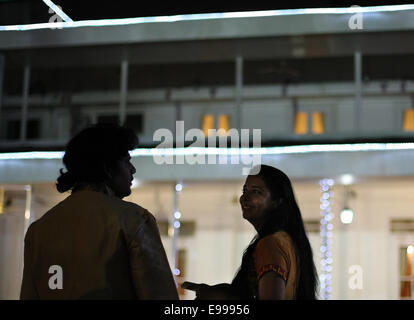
107,153,136,199
240,175,276,226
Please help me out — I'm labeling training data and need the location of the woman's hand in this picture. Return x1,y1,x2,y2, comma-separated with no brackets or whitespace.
181,282,234,300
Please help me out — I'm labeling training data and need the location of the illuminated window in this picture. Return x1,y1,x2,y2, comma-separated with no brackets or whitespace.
294,111,325,135
403,109,414,131
201,114,214,136
312,112,325,134
400,245,414,299
217,114,230,135
294,112,308,134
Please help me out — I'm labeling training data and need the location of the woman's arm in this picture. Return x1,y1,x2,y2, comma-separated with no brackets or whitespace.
257,272,286,300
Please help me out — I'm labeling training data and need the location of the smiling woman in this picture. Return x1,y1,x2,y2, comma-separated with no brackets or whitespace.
231,165,318,299
182,165,317,300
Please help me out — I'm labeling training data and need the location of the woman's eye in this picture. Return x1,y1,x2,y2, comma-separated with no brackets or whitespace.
242,189,261,194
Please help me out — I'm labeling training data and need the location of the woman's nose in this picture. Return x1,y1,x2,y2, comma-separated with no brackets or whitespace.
130,163,136,174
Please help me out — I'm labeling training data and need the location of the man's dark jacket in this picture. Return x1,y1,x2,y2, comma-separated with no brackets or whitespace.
20,190,179,300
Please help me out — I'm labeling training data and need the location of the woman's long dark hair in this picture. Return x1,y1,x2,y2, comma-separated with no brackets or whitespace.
231,165,318,299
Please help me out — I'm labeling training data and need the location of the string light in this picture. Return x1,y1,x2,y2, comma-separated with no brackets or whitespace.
175,183,183,192
174,211,182,219
171,181,182,285
1,142,414,160
319,178,334,299
340,208,354,224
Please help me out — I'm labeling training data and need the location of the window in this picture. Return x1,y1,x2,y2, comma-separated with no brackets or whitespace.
294,112,308,134
201,114,214,136
201,114,231,136
312,112,325,134
217,114,230,135
294,111,325,135
6,119,41,140
400,245,414,299
403,109,414,131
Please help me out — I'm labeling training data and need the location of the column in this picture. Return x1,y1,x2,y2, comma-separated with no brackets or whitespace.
20,63,31,141
235,55,243,130
354,51,362,133
119,58,128,126
0,55,4,139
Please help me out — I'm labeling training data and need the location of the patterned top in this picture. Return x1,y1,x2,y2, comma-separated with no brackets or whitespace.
252,231,298,299
234,231,298,299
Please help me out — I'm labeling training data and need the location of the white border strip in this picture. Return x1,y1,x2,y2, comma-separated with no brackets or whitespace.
1,142,414,160
1,5,414,31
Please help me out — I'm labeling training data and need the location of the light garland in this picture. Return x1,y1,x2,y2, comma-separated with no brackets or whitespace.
319,178,334,299
1,142,414,160
171,182,182,281
1,5,414,31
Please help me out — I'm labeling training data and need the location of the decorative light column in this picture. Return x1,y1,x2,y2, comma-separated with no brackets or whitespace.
171,181,182,283
24,185,33,235
319,178,334,299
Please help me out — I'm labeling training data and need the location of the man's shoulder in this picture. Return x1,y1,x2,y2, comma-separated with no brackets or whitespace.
68,190,147,213
37,190,151,224
104,195,149,216
103,196,155,233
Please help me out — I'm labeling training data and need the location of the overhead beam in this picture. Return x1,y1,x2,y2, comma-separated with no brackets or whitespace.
1,147,414,183
0,8,414,50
